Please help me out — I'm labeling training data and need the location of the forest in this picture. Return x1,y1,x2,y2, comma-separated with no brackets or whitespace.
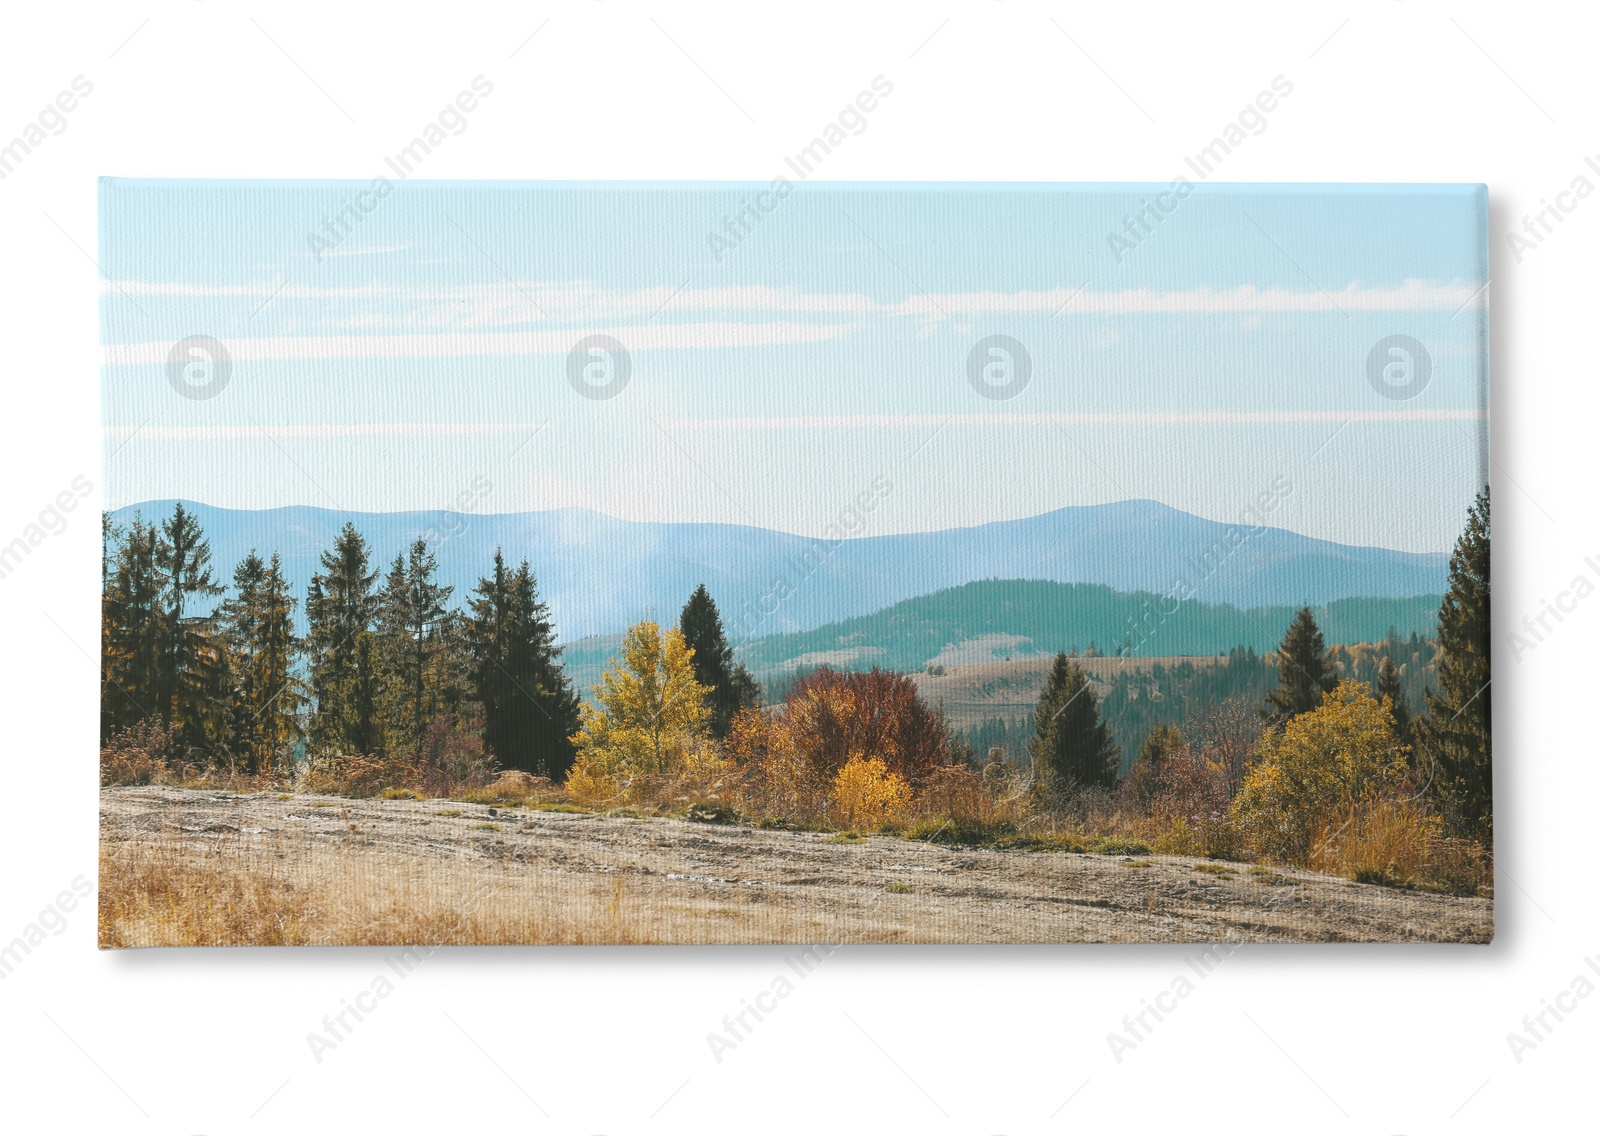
100,490,1492,894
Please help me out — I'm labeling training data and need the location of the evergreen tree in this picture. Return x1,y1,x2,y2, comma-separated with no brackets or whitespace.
1375,652,1412,745
465,550,581,780
101,517,166,737
347,631,386,756
679,584,760,739
222,552,305,774
155,504,227,749
1421,488,1492,843
305,523,380,753
378,539,454,754
1029,653,1119,798
1262,606,1335,726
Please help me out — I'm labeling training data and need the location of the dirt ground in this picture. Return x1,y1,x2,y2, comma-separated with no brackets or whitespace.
99,786,1493,946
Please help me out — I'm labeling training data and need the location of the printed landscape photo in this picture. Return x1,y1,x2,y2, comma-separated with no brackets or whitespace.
98,180,1491,944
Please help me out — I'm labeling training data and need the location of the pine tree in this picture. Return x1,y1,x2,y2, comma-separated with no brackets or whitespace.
1029,653,1119,798
1263,606,1335,726
465,550,581,780
155,504,227,749
1375,652,1412,745
306,523,380,753
679,584,760,739
378,539,454,755
1421,488,1491,843
102,516,166,737
222,552,305,774
347,631,385,756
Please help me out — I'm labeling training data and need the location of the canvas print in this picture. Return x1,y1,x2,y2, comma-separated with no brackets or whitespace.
98,180,1491,945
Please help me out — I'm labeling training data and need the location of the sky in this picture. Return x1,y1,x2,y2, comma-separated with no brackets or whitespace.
100,180,1488,553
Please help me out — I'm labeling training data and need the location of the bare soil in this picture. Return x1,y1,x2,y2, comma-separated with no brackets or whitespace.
99,787,1492,946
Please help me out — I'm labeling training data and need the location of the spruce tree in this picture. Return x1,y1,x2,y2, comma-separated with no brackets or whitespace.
1421,488,1492,843
1263,606,1335,726
101,517,166,737
1029,653,1119,798
222,552,304,773
465,550,581,780
347,631,385,756
378,539,453,754
306,523,380,752
1375,652,1412,745
155,503,226,749
679,584,759,739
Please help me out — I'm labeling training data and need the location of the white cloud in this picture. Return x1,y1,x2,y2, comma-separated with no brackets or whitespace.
102,277,1486,329
659,409,1489,429
889,279,1488,320
101,320,858,365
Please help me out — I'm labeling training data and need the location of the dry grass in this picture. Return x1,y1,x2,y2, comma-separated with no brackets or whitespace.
99,833,800,946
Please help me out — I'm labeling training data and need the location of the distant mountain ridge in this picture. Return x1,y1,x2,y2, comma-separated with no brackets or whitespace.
734,579,1443,675
110,499,1450,641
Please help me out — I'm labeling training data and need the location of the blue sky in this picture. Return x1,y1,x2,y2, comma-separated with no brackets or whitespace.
100,180,1487,553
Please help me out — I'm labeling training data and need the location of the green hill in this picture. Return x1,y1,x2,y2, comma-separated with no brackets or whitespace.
736,579,1439,674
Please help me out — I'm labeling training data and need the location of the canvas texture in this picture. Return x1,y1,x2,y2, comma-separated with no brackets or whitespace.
97,180,1492,945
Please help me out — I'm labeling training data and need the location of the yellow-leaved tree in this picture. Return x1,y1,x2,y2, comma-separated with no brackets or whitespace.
567,620,713,803
1231,679,1410,864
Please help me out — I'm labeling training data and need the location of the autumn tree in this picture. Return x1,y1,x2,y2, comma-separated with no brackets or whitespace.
679,584,760,739
1232,679,1410,864
465,550,581,780
571,620,710,778
1262,606,1336,727
305,522,380,754
779,667,951,785
1030,653,1118,799
1421,488,1492,843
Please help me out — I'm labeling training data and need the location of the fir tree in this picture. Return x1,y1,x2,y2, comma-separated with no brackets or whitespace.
1029,653,1119,798
306,523,380,753
222,551,305,774
155,503,227,749
1375,652,1412,745
378,539,453,754
102,517,165,737
347,631,386,756
465,550,581,780
1263,606,1335,726
679,584,760,739
1421,488,1492,843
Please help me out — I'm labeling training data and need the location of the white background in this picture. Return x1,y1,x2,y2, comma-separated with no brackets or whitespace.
1,1,1594,1132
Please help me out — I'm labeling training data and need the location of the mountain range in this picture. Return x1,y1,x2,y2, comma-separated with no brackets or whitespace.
110,499,1450,642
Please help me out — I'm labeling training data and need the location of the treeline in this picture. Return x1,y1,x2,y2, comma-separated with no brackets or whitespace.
962,635,1435,773
101,505,584,778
